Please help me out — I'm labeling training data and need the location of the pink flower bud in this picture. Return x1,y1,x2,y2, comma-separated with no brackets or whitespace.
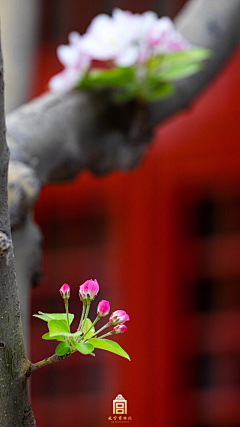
79,279,99,302
59,283,70,300
97,300,110,317
109,310,130,325
113,324,127,334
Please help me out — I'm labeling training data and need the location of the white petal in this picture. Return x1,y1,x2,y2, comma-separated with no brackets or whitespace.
112,8,132,21
49,69,80,93
81,35,116,60
49,71,69,93
87,13,112,37
57,45,79,67
159,16,174,30
141,11,158,32
68,31,81,45
115,45,139,67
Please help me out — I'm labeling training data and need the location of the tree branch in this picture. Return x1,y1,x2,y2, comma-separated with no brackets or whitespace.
30,352,72,372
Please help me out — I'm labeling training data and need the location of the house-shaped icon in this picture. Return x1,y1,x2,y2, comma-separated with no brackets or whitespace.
113,394,127,415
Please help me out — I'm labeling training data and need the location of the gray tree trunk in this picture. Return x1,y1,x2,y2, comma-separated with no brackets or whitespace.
0,39,36,427
1,0,240,425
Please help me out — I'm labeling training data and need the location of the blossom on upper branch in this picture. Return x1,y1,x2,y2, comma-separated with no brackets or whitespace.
49,32,90,93
48,8,196,96
80,9,141,67
146,17,190,53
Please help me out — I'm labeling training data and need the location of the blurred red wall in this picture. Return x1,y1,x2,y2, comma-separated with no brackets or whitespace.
30,3,240,427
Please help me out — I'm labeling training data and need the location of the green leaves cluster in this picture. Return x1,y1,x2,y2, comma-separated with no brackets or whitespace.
76,47,211,103
33,312,130,360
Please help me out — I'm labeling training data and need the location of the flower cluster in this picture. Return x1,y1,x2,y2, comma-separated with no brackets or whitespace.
34,279,130,360
49,9,210,101
77,279,129,334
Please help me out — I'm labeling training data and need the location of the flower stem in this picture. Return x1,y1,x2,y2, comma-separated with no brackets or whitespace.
98,331,113,339
81,301,90,332
78,300,86,332
81,315,99,340
90,321,111,338
65,300,70,331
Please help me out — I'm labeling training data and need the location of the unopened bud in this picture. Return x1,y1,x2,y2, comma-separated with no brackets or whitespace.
97,300,110,317
113,324,127,334
59,283,70,301
79,279,99,302
109,310,130,325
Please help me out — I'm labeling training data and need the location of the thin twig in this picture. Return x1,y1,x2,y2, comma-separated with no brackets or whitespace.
31,352,72,372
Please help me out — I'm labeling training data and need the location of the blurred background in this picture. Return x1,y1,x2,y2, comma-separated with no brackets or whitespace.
2,0,240,426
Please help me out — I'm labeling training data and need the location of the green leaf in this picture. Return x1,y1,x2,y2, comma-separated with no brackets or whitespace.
88,338,130,360
148,48,211,70
33,313,52,321
82,318,95,339
42,332,65,341
112,91,136,103
71,339,94,355
48,319,70,337
111,81,140,103
165,47,212,63
69,331,83,338
78,67,135,89
55,342,71,356
142,82,174,101
33,312,74,325
158,62,202,81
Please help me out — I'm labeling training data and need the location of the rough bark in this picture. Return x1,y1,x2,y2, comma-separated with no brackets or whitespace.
6,0,240,343
0,40,36,426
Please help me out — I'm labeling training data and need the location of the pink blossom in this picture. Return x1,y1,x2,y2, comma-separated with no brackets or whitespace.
97,300,110,317
113,324,127,334
147,16,190,53
109,310,130,325
49,32,90,93
59,283,70,300
79,279,99,302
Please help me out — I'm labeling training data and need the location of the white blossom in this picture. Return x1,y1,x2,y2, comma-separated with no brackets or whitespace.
81,10,140,66
49,32,90,93
49,9,191,94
